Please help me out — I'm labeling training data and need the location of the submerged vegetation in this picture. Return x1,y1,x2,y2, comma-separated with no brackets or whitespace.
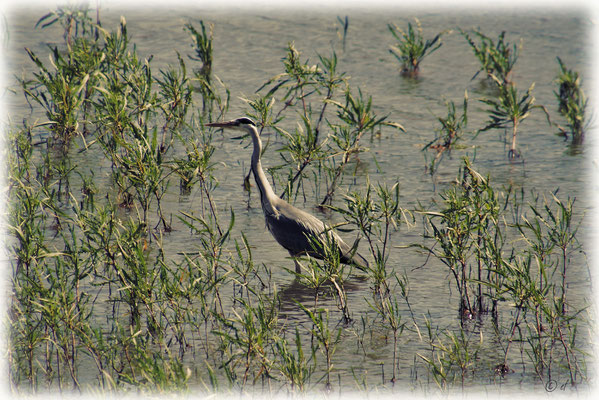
5,5,591,397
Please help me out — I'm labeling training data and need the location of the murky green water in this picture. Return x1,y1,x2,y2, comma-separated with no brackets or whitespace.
5,4,595,395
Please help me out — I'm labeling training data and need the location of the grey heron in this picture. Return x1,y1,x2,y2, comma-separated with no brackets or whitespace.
207,117,369,273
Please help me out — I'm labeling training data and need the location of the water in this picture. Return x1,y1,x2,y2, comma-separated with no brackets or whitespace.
5,4,595,394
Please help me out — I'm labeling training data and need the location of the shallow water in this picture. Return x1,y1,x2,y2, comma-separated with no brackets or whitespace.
5,4,595,394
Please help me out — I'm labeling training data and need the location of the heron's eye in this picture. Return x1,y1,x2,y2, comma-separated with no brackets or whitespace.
237,117,255,126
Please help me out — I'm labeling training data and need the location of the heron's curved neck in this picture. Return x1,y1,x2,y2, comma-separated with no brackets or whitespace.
249,126,277,208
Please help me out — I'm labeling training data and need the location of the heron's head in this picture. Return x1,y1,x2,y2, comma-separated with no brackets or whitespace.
206,117,256,132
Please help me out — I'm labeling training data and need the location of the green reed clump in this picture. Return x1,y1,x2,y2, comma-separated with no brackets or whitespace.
8,6,242,393
479,77,536,159
274,328,316,392
555,57,587,144
367,275,407,383
255,43,402,206
258,42,326,106
8,131,50,388
506,194,585,382
308,232,353,322
107,323,190,392
89,17,200,234
461,29,520,84
36,4,97,47
31,227,95,391
423,91,469,174
331,180,414,382
111,125,171,232
21,46,91,145
417,158,588,382
67,188,236,390
9,149,108,391
321,87,404,206
299,304,342,392
178,210,235,315
185,21,230,119
21,6,105,145
256,45,346,200
230,233,265,303
420,158,503,318
291,254,332,311
417,317,482,390
333,180,412,297
156,53,193,144
73,196,168,341
212,294,279,389
8,130,86,391
185,21,212,81
388,18,445,76
276,113,328,203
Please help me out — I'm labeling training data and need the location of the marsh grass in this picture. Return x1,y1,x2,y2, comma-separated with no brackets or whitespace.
6,6,591,397
417,159,587,382
419,158,503,319
274,327,316,392
388,18,445,77
184,21,230,120
417,316,482,390
256,44,403,206
554,57,587,144
336,16,349,52
299,304,342,391
423,91,469,174
479,77,536,159
461,29,520,84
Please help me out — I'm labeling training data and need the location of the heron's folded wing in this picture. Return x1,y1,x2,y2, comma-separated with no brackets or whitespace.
264,202,326,257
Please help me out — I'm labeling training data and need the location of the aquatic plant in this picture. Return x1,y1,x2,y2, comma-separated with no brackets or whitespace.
417,317,481,390
322,87,404,206
336,15,349,52
256,44,403,207
555,57,587,144
185,21,213,82
274,328,315,392
388,18,445,76
487,194,585,380
417,159,587,382
332,180,412,298
479,77,535,159
213,295,279,388
6,4,591,397
21,47,91,145
419,158,503,318
184,21,230,119
255,44,344,202
367,274,407,383
461,29,520,84
423,92,469,174
299,304,342,391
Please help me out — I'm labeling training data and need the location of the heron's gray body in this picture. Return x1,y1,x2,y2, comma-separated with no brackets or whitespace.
263,197,368,268
207,117,369,272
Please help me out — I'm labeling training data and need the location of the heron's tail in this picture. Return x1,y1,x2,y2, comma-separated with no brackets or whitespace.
343,252,369,272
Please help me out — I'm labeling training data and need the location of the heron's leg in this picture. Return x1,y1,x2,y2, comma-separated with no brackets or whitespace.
294,259,302,274
289,252,302,274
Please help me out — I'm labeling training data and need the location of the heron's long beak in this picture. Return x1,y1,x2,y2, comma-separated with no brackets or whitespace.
206,120,238,128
